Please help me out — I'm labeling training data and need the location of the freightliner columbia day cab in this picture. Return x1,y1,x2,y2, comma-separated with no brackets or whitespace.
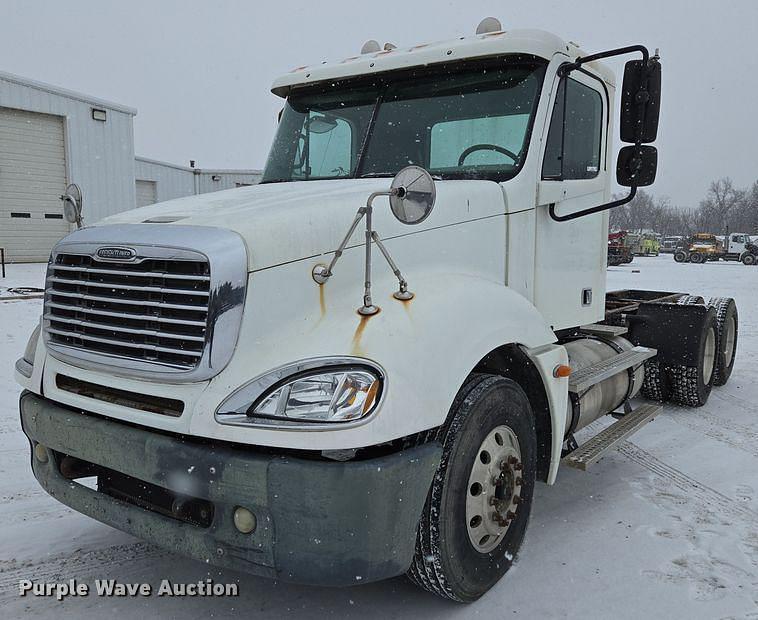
16,19,739,601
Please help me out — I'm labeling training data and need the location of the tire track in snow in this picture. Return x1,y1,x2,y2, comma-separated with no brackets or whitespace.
619,441,758,524
621,441,758,605
666,408,758,459
0,543,166,602
711,389,758,417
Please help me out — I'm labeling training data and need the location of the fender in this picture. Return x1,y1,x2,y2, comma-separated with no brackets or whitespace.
191,258,562,452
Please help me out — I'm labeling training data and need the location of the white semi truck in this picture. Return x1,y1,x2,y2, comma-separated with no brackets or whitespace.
16,20,739,602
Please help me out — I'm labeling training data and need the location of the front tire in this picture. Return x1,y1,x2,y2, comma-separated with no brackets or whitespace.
674,250,688,263
408,374,536,602
742,253,756,266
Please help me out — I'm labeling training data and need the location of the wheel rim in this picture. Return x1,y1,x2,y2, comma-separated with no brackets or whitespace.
465,425,522,554
703,326,717,384
723,314,737,367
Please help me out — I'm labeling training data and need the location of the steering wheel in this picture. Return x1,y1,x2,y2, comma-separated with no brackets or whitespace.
457,144,519,166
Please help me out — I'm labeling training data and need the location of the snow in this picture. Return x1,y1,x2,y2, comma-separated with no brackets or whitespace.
2,256,758,617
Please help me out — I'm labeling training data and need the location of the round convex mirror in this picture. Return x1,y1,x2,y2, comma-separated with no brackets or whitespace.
61,183,83,224
389,166,436,225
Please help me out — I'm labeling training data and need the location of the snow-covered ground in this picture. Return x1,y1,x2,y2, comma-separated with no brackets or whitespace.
1,256,757,619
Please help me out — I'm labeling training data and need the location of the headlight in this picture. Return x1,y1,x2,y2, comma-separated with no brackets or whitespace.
216,359,384,427
24,324,41,365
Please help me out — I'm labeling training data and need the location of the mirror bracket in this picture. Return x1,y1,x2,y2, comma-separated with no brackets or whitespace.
549,187,637,223
313,166,435,312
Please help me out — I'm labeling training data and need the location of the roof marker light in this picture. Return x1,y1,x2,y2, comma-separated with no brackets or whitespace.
476,17,502,35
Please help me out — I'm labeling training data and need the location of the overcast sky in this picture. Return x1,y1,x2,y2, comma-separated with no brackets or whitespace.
2,0,757,206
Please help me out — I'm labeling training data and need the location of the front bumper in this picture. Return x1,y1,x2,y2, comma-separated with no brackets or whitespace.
20,392,441,586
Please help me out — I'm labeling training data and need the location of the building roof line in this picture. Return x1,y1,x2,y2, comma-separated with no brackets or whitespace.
135,155,261,175
0,69,138,115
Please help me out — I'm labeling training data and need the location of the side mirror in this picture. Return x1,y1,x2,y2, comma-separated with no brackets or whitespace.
617,145,657,187
60,183,83,229
620,59,661,144
549,46,662,222
389,165,436,225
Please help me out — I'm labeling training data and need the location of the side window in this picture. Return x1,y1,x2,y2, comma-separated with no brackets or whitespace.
542,78,603,180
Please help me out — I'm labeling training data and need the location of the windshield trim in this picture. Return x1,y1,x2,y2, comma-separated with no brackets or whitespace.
261,55,548,185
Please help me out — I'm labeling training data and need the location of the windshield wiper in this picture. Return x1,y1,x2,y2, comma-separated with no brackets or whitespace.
358,172,394,178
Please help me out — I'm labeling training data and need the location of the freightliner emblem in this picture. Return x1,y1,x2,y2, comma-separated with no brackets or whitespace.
96,247,137,261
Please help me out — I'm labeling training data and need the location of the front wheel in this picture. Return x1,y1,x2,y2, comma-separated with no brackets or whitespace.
674,250,688,263
408,374,536,602
742,253,756,266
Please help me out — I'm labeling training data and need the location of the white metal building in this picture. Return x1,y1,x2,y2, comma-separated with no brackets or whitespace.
0,71,261,262
134,157,261,207
0,70,137,262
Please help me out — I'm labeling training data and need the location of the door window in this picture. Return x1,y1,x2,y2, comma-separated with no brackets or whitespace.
542,77,603,180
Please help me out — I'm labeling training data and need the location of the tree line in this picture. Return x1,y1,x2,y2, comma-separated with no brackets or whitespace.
609,178,758,237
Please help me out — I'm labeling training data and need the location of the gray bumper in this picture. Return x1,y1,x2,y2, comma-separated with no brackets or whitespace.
19,392,441,586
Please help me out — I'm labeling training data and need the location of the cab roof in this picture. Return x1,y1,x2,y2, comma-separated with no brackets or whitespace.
271,28,615,97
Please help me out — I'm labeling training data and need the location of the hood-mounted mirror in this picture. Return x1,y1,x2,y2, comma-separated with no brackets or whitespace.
312,166,436,314
60,183,83,229
389,165,436,225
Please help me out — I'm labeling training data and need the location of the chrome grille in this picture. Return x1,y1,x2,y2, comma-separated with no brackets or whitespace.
45,253,211,369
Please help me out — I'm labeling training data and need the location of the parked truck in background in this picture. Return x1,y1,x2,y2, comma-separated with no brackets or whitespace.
16,20,740,602
661,235,683,253
674,232,753,264
607,231,634,266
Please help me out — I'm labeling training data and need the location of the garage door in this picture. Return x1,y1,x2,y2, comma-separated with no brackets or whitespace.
135,179,157,207
0,107,69,262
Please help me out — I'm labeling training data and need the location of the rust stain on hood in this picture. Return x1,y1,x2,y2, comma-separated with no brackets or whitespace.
351,309,380,356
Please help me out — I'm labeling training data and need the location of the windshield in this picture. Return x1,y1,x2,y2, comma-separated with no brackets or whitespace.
262,59,546,184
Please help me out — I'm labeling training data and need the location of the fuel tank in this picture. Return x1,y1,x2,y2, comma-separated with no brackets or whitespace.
563,336,645,436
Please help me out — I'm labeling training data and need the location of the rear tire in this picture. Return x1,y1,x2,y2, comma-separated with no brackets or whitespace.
689,252,706,264
678,295,704,305
408,374,536,602
641,360,667,401
674,250,688,263
707,297,738,386
664,308,718,407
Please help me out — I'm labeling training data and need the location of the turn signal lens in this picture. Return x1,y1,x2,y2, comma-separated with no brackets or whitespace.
553,364,572,378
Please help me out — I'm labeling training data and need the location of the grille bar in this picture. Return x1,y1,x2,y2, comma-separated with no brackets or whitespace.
52,264,211,282
47,327,203,359
49,288,208,311
48,276,211,297
46,301,207,327
44,314,207,342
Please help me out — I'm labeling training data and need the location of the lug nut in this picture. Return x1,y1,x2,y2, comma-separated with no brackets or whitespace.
515,477,523,486
514,463,523,471
507,510,517,520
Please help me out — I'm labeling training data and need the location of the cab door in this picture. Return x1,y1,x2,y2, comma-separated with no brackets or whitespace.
532,69,610,329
